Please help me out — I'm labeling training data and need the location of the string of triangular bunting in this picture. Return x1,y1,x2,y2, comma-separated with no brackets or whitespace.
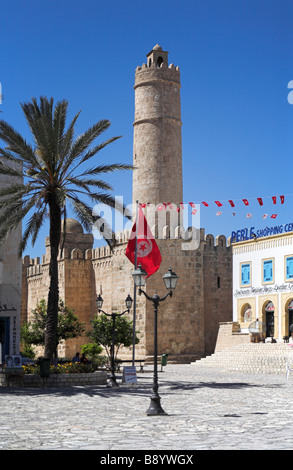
141,194,288,219
195,194,285,219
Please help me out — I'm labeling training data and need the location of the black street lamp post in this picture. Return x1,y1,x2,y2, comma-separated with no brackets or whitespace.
96,293,133,388
132,264,178,415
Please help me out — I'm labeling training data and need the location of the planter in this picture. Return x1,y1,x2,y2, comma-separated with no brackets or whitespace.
0,370,107,387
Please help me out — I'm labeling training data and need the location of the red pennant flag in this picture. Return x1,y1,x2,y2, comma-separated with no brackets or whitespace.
242,199,249,206
189,202,196,208
216,211,222,216
246,213,252,218
125,206,162,277
215,201,222,207
228,200,235,207
280,195,285,204
262,214,268,219
202,201,209,207
272,196,276,204
257,198,263,206
271,214,277,219
191,209,197,215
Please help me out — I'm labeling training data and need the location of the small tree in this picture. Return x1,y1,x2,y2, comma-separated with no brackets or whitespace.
88,314,140,364
21,299,85,359
80,343,107,368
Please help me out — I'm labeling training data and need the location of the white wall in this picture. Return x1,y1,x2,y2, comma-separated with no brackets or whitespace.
233,233,293,337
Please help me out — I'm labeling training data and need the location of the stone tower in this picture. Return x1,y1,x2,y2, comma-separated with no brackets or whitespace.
133,45,183,208
21,45,233,363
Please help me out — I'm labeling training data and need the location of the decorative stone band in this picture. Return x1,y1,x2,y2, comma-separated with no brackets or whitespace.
133,116,182,126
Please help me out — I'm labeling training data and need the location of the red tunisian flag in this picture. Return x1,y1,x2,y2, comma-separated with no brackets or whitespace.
125,205,162,277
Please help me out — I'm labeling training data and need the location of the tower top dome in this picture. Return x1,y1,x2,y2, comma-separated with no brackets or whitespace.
146,45,168,67
61,218,84,234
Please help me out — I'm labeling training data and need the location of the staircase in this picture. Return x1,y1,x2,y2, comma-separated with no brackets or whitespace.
191,343,293,375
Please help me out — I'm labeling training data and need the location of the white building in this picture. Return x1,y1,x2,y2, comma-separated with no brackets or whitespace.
232,224,293,340
0,162,22,362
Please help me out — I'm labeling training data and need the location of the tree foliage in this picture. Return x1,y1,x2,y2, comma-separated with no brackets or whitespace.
88,314,140,362
0,96,133,361
20,299,86,359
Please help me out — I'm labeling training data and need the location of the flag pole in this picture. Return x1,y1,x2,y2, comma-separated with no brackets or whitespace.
132,200,139,366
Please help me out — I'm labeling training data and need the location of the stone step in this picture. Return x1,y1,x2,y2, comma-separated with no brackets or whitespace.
192,343,293,375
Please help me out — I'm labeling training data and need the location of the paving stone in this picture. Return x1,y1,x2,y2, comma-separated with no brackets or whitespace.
1,364,293,451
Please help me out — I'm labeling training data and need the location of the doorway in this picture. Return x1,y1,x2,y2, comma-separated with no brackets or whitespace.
288,300,293,336
265,301,275,338
0,317,10,363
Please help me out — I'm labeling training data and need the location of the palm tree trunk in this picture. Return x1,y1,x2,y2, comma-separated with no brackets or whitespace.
44,197,61,362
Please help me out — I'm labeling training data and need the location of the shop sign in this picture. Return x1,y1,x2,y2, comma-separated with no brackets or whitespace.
231,223,293,243
234,282,293,297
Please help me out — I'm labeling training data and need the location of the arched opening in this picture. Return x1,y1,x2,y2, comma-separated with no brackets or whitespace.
157,56,164,67
241,303,252,323
264,301,275,338
288,299,293,336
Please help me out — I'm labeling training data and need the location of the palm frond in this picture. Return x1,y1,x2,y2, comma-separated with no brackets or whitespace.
84,163,134,176
0,182,27,198
0,160,23,177
0,194,43,247
0,120,38,167
21,97,55,169
79,136,122,165
66,177,113,192
54,187,67,208
0,182,37,211
53,99,68,156
67,119,110,163
19,206,48,256
0,96,133,255
58,110,81,161
67,196,115,248
0,147,27,167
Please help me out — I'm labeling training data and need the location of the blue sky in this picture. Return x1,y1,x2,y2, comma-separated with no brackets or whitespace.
1,0,293,259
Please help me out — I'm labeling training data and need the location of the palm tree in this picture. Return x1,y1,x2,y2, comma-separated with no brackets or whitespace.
0,96,132,361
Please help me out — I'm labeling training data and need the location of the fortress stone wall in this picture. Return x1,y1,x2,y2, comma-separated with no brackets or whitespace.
21,221,232,361
21,45,233,362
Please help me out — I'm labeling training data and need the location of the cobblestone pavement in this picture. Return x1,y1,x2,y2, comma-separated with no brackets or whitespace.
1,364,293,451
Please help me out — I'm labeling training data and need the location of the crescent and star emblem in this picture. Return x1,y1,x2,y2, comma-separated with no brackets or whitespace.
137,238,153,257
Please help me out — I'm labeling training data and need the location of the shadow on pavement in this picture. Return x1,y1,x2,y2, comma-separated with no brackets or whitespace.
0,372,283,399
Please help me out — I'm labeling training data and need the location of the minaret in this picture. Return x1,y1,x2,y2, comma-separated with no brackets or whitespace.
132,45,183,209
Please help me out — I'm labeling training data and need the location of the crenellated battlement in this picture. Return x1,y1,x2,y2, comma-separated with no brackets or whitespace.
203,230,231,248
135,44,180,89
134,62,180,88
135,61,180,73
23,225,231,280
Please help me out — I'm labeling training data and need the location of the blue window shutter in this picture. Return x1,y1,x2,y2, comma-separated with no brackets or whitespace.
287,258,293,279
